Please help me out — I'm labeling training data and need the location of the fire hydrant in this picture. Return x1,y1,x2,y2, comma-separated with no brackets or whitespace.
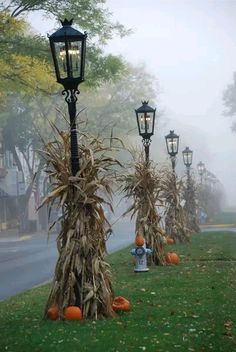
130,240,152,272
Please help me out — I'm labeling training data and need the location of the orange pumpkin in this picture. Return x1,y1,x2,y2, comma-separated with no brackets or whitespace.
64,306,83,320
165,252,180,265
135,235,145,247
166,237,175,245
112,296,131,312
47,304,59,320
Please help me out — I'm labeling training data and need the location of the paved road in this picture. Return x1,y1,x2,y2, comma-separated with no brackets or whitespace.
201,226,236,232
0,219,134,301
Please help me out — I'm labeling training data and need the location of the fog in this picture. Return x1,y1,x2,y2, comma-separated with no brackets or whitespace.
28,0,236,208
104,0,236,209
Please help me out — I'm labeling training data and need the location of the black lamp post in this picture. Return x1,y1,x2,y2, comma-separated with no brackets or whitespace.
165,130,179,171
49,19,87,176
135,101,156,162
182,146,193,211
182,146,193,178
197,161,205,184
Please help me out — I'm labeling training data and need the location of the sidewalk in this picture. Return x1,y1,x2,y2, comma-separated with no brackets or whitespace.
200,223,236,233
0,228,47,242
200,223,236,228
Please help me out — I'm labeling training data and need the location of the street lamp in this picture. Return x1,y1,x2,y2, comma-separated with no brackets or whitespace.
197,161,205,184
135,101,156,162
182,146,193,177
182,146,192,218
165,130,179,171
49,19,87,176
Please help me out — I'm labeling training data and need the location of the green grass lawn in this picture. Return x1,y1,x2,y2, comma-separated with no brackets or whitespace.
1,231,236,352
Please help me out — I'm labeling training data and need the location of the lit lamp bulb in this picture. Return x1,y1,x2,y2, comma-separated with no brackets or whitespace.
59,45,80,72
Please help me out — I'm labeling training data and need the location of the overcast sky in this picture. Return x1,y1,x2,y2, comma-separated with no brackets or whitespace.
28,0,236,208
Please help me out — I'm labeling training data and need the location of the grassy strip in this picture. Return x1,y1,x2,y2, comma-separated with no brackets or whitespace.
0,231,236,352
210,212,236,225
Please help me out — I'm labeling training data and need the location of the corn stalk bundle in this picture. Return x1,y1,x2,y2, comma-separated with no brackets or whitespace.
162,168,191,243
119,154,166,265
39,126,122,320
183,174,200,233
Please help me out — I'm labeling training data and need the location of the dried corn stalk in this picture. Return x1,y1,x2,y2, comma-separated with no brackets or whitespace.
162,168,191,243
183,173,200,233
38,126,122,320
119,153,166,265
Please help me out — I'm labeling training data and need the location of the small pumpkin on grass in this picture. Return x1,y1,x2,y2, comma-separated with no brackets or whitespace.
112,296,131,312
47,304,59,320
64,306,83,320
165,252,180,265
166,237,175,245
135,234,145,247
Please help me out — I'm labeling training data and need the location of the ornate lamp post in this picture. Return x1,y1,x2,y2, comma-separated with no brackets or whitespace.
165,130,179,171
182,146,193,178
197,161,205,184
182,147,200,232
135,101,156,162
48,19,87,176
182,146,192,211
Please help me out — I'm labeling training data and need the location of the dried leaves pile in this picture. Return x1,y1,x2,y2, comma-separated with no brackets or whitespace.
39,126,122,320
162,168,191,243
119,154,166,265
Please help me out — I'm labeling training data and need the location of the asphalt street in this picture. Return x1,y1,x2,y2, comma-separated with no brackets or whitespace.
0,219,135,301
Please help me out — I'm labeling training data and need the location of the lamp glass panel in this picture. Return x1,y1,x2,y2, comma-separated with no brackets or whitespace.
138,113,145,132
55,42,67,79
187,152,192,164
184,151,192,165
183,153,188,164
168,137,178,154
146,112,154,134
198,163,204,173
138,112,154,134
55,40,82,79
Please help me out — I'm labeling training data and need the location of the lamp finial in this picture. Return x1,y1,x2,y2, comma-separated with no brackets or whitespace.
61,19,73,26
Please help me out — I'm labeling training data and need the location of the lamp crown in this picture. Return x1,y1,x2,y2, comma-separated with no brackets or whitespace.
142,100,149,105
61,19,73,26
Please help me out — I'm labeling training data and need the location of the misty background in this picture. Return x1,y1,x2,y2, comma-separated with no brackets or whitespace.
27,0,236,208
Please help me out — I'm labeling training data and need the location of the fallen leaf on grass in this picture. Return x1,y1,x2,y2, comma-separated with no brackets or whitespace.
224,320,233,328
136,299,144,304
223,331,234,338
